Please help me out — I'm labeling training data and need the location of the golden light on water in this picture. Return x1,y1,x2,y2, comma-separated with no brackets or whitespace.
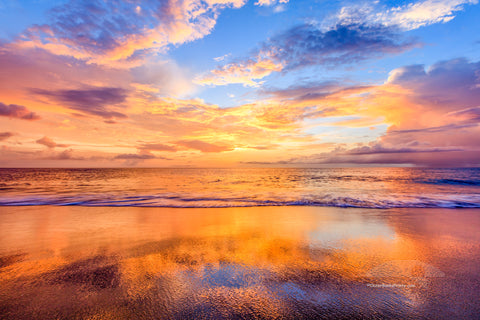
1,206,479,319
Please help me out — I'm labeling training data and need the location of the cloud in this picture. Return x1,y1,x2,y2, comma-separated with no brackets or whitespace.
176,140,234,152
0,45,132,101
243,144,470,166
139,143,179,152
386,58,480,111
340,143,462,155
241,56,480,167
17,0,247,65
344,58,480,165
255,0,288,6
262,81,373,102
198,0,476,88
0,132,14,141
197,23,416,86
333,0,478,31
0,44,191,117
213,53,231,62
0,102,41,120
114,153,156,160
31,87,128,119
113,151,171,165
36,136,68,148
270,24,415,69
130,60,194,97
447,106,480,122
126,95,311,159
195,56,283,87
388,123,478,134
41,149,86,161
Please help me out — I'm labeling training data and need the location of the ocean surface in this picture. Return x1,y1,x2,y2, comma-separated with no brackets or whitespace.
0,167,479,208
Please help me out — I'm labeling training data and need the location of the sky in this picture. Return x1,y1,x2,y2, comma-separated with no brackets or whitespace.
0,0,479,167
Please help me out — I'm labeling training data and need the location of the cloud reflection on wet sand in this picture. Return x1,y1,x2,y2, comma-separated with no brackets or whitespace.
0,206,479,319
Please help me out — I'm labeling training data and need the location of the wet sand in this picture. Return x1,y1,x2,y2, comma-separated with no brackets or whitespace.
1,206,479,319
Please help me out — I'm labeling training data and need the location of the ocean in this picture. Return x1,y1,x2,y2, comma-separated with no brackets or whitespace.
1,167,479,207
1,168,480,319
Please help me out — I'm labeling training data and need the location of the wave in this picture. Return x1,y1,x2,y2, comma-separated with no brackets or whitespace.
1,194,479,208
418,178,480,186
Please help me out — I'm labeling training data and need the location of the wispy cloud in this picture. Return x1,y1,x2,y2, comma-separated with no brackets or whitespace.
41,149,86,161
447,107,480,122
213,53,231,62
36,136,68,148
197,0,477,88
0,132,14,141
176,140,234,152
114,153,156,160
17,0,248,66
113,152,171,166
195,56,283,87
138,143,179,152
31,87,128,120
243,145,468,166
196,23,416,87
254,0,288,6
333,0,478,31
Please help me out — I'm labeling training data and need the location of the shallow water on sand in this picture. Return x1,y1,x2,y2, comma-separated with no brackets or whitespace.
0,206,479,319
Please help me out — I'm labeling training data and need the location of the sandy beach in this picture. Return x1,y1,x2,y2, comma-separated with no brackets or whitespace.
1,206,479,319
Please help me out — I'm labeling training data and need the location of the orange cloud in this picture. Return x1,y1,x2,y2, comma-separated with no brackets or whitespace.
176,140,234,152
16,0,247,66
36,136,69,149
195,56,283,87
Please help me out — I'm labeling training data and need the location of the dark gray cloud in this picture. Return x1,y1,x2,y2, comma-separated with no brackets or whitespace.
0,132,14,141
0,102,41,120
31,87,128,119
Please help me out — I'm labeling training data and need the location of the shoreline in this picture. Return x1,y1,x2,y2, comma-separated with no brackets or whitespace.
2,204,480,209
1,205,480,319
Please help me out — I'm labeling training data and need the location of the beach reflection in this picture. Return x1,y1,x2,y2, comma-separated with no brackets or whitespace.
1,206,479,319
